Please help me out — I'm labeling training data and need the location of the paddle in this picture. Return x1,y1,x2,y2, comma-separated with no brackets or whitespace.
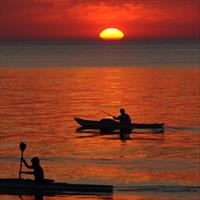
19,142,26,179
100,110,114,117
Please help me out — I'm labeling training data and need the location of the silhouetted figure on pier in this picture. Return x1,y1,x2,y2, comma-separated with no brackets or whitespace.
21,156,44,183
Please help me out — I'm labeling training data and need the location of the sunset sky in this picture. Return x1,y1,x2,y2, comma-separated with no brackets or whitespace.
0,0,199,40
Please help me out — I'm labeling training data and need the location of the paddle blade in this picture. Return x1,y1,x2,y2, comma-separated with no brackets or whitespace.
19,142,26,152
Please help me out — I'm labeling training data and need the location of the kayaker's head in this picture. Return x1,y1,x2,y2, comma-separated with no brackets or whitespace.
31,157,40,166
120,108,125,115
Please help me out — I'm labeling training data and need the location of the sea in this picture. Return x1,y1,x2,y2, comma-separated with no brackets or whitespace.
0,39,199,200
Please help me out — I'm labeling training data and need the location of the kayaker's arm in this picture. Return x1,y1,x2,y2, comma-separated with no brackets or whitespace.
21,158,33,169
113,116,120,121
20,171,34,175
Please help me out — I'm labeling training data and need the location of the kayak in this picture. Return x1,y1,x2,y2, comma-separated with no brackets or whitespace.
74,117,164,130
0,178,113,195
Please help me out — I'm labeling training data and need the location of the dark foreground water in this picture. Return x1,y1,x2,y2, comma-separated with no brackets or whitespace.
0,66,199,200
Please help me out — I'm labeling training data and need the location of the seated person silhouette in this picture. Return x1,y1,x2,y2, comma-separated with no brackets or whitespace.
113,108,132,125
21,156,44,183
113,108,132,135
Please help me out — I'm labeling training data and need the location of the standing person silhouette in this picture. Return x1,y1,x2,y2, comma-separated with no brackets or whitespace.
20,156,44,183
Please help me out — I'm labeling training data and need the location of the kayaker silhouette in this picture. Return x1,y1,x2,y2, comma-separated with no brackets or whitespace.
113,108,131,125
113,108,132,136
20,156,44,183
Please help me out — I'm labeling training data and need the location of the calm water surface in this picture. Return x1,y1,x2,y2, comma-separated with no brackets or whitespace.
0,40,199,67
0,67,199,200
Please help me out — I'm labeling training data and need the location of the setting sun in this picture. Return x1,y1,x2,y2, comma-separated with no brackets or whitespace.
99,28,125,40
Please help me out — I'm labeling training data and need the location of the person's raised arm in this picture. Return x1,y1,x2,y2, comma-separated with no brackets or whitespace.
22,158,33,169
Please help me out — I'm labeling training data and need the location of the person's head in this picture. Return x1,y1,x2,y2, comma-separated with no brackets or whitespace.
120,108,125,114
31,157,40,166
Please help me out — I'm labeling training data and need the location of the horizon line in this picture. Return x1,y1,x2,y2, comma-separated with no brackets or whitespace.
0,37,199,42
